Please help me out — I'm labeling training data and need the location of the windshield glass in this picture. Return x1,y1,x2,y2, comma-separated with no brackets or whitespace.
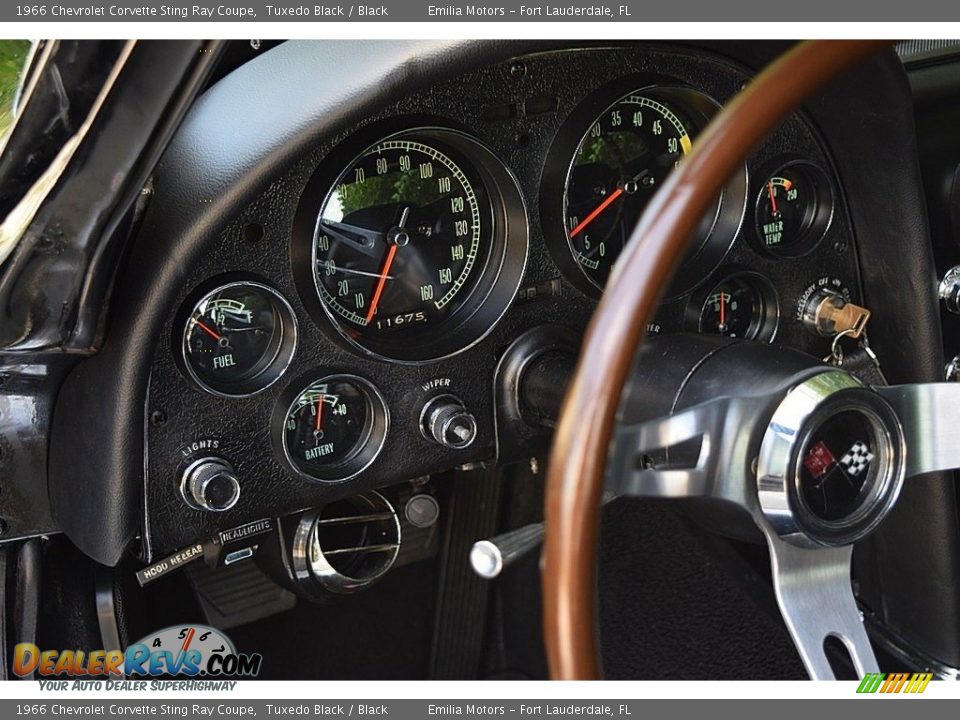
0,40,33,142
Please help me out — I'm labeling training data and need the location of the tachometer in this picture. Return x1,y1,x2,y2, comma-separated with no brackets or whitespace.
543,84,746,298
307,129,527,362
564,93,694,289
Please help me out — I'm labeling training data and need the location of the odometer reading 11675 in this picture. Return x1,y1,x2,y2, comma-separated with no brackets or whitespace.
312,134,494,356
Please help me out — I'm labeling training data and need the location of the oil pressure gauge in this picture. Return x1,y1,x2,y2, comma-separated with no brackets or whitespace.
279,375,388,483
689,272,779,342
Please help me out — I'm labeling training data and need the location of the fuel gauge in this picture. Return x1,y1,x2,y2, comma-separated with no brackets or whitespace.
181,281,297,397
280,375,388,482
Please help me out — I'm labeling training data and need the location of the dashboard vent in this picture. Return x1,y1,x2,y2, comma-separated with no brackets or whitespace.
291,491,401,596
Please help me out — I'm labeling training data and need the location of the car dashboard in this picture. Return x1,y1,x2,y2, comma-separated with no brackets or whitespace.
135,44,864,558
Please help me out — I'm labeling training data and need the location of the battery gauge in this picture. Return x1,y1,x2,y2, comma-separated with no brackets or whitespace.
279,375,389,483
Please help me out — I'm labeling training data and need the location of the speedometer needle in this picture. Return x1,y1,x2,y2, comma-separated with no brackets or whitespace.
364,206,409,325
365,246,398,324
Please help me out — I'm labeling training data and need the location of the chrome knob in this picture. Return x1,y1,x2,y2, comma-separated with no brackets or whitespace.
180,458,240,512
470,523,545,579
940,266,960,315
421,395,477,449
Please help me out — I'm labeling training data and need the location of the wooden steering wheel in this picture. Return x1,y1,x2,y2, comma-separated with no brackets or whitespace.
543,40,893,680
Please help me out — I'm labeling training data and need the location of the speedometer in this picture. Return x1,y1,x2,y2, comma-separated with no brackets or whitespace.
305,129,527,361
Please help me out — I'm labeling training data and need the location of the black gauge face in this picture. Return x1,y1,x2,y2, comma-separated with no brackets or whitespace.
564,93,702,289
696,275,778,342
755,162,833,257
313,135,495,356
182,283,296,396
282,375,387,482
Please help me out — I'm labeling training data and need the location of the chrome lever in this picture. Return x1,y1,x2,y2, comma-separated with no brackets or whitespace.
470,523,544,579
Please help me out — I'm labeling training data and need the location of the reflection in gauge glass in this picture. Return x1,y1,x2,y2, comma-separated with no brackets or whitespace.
180,282,297,397
279,375,388,483
305,128,528,362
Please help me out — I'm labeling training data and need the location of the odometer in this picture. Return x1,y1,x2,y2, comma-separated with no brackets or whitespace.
312,132,500,359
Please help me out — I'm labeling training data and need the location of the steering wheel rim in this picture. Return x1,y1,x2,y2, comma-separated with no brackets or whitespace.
542,40,893,680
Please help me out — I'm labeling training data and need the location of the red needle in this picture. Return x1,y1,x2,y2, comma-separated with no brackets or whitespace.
193,319,222,341
719,292,726,329
315,394,324,431
365,244,399,324
767,181,779,215
569,187,625,238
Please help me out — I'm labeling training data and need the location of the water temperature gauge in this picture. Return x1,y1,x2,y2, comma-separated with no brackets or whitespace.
180,281,297,397
754,161,833,258
279,375,388,482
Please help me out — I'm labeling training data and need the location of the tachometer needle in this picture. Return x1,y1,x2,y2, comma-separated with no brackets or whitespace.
569,187,624,238
193,319,222,341
365,244,398,324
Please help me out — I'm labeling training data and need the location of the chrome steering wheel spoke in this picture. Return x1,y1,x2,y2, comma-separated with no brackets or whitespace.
878,383,960,478
761,534,878,678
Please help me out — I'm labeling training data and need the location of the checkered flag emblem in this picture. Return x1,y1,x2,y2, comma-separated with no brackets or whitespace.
839,441,874,477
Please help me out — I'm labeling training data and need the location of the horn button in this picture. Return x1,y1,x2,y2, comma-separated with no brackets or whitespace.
758,371,906,547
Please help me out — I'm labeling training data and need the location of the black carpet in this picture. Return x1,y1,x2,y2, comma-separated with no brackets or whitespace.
598,498,807,679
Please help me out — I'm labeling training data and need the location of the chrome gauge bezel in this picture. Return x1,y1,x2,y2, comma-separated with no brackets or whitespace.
177,279,298,398
275,373,389,484
540,79,747,300
292,124,529,364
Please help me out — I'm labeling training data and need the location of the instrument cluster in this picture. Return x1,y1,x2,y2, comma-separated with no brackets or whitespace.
146,45,863,556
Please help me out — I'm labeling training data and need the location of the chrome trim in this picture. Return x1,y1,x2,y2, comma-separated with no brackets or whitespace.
179,456,240,513
470,522,545,579
757,371,905,548
878,383,960,478
291,491,401,595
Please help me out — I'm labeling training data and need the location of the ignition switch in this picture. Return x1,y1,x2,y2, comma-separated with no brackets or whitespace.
799,279,870,338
